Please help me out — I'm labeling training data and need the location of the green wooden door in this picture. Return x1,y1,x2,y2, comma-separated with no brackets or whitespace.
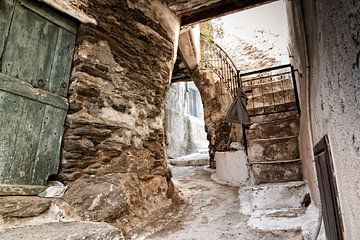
0,0,77,189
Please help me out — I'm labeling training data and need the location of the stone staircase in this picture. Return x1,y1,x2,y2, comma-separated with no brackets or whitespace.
242,73,303,185
238,68,323,238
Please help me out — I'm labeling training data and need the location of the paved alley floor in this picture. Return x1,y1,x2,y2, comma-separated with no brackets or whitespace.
144,166,302,240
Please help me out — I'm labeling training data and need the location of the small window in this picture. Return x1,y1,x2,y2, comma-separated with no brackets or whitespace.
188,88,198,117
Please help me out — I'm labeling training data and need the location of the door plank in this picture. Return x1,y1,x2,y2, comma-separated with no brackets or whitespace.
32,106,66,184
0,0,15,59
18,0,77,34
0,92,25,184
0,0,77,188
1,3,58,88
0,73,68,110
314,136,344,240
316,152,338,239
8,99,44,185
49,28,76,97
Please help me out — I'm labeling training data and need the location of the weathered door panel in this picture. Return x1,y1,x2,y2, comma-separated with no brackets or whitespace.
32,106,66,184
314,135,344,240
0,91,24,183
0,0,76,190
0,74,68,185
0,0,15,57
49,28,76,97
2,1,59,88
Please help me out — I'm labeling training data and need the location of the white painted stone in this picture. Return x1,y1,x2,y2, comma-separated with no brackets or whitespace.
239,181,322,239
170,151,209,166
239,181,308,215
247,204,321,239
211,150,249,186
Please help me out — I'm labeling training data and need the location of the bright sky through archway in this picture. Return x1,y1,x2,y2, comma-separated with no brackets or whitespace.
214,0,289,68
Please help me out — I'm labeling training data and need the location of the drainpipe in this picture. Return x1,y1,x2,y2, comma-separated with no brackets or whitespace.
298,0,322,239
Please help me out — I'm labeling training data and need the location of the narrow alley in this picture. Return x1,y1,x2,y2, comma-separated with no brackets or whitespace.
144,166,303,240
0,0,359,239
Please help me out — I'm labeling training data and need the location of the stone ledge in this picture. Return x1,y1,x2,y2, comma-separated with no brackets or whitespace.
0,196,52,218
0,222,124,240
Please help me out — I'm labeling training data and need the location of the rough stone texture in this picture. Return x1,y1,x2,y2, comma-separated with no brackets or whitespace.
251,161,303,184
190,69,241,168
51,0,181,233
248,136,299,162
287,0,360,238
0,196,51,218
0,222,124,240
165,82,208,158
247,116,299,140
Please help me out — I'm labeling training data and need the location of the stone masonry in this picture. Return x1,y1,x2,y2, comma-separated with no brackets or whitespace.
53,0,181,234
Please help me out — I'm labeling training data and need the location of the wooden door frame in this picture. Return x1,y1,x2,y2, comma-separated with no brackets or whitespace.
314,135,344,240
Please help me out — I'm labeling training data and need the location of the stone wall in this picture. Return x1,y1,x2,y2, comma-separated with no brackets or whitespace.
165,82,208,158
191,69,243,168
287,0,360,238
54,0,180,235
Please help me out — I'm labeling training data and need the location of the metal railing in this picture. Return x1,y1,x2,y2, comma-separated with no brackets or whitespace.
200,36,240,98
200,38,300,118
240,64,301,116
200,39,301,162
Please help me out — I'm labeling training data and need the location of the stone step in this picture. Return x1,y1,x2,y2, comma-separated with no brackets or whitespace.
239,181,320,239
247,88,296,109
0,222,124,240
239,181,308,214
248,135,299,161
250,110,298,123
247,101,298,116
247,205,320,238
251,160,303,184
247,116,299,140
169,152,209,166
0,196,52,218
242,77,293,96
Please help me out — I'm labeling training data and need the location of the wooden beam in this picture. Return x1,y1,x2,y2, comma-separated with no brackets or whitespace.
181,0,277,26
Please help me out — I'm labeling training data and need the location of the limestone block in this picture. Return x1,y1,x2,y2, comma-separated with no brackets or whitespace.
0,222,124,240
0,196,51,218
248,136,299,161
251,161,303,184
247,116,299,140
64,176,130,222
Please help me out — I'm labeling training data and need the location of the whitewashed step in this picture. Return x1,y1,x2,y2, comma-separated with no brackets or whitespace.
239,181,308,215
247,205,321,239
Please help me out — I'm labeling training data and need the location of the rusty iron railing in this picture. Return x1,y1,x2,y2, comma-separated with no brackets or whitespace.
240,64,301,116
200,38,301,161
200,36,240,98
